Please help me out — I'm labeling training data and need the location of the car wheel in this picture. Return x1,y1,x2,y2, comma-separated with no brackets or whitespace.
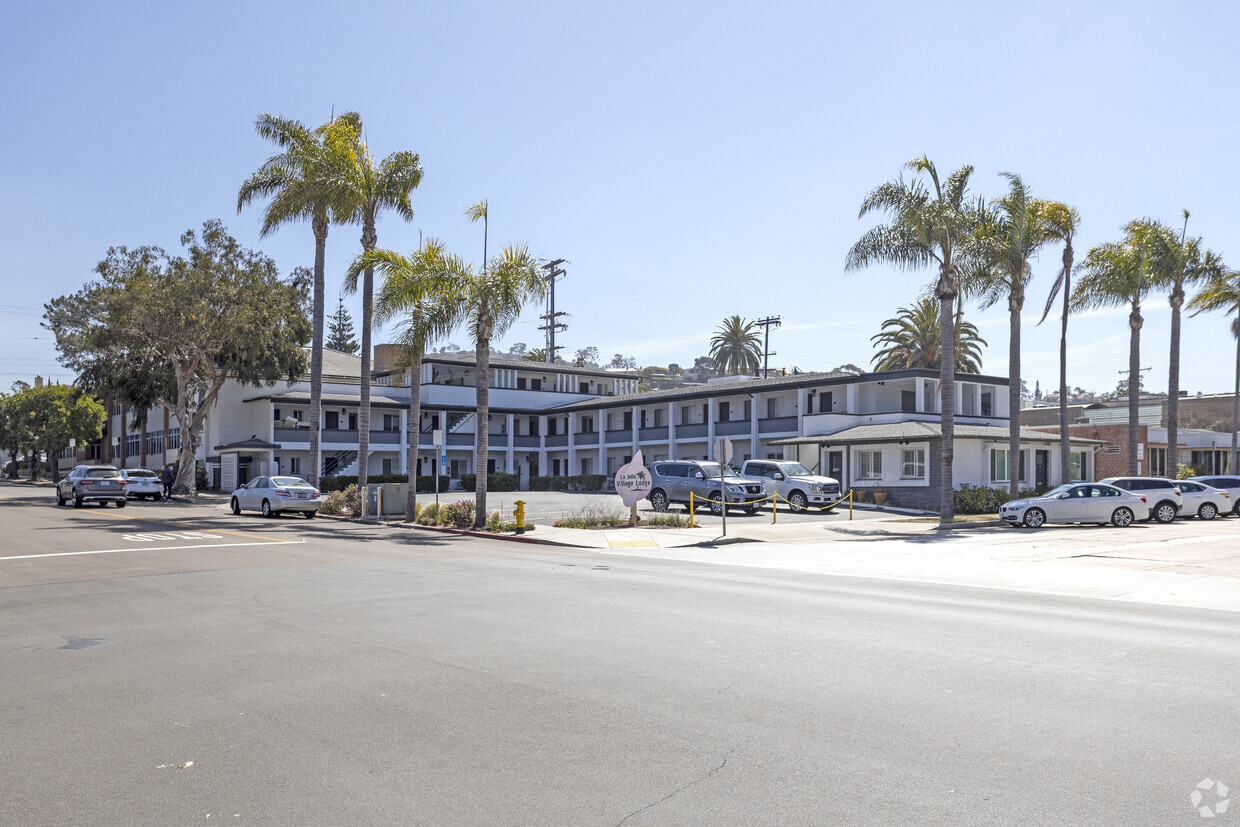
231,497,241,515
1022,508,1045,528
788,491,808,513
1111,507,1134,527
1198,503,1217,521
1153,501,1177,524
649,490,669,512
73,496,83,508
709,492,724,516
304,511,316,519
261,499,273,518
116,499,126,508
56,495,65,506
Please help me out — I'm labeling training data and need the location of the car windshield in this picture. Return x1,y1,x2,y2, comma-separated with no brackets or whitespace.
86,468,120,478
777,462,812,476
127,470,157,478
697,463,741,478
271,476,311,488
1044,484,1074,497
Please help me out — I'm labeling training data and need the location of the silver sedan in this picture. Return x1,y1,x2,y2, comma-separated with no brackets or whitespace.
230,475,322,518
1000,483,1152,528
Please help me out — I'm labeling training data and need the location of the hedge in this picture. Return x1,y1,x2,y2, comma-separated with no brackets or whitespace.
319,474,450,493
458,472,520,492
529,474,608,492
953,484,1054,515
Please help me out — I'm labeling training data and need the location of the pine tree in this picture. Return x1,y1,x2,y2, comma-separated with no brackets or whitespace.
326,296,359,354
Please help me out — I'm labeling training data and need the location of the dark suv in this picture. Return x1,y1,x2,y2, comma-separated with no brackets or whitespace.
1098,476,1182,524
647,460,766,515
57,465,128,508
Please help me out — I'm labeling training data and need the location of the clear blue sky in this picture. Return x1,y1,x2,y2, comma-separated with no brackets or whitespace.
3,1,1237,399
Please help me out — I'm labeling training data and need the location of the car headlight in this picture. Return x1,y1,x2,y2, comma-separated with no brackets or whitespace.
725,484,743,494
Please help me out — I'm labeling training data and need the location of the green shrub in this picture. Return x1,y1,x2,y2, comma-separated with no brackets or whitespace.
415,501,440,525
528,474,607,492
319,484,362,517
1177,463,1209,480
953,484,1010,515
646,512,691,528
440,499,476,528
458,472,520,492
529,476,552,491
553,503,627,528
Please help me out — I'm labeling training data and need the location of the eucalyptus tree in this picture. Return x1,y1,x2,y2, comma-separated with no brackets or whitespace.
870,299,986,373
1141,213,1228,473
709,316,762,375
1073,223,1154,475
971,174,1054,497
1188,268,1240,473
346,242,459,520
331,117,424,508
238,111,356,486
1036,201,1082,484
846,157,977,523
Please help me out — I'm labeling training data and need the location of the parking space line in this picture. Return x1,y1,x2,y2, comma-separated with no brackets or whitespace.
0,539,305,562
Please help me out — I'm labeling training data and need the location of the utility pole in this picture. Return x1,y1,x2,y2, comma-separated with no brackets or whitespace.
539,259,567,363
754,316,781,377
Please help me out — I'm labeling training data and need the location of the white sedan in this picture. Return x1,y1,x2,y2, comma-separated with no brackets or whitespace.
120,468,163,500
230,475,322,518
1000,483,1152,528
1174,480,1231,520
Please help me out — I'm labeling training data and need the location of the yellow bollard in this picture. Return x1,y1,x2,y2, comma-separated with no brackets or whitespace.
848,489,853,521
771,493,777,524
514,499,526,534
688,493,696,528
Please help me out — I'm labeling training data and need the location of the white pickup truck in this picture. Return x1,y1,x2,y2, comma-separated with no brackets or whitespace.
740,459,843,512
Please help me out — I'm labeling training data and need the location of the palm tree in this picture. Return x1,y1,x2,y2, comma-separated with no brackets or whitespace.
846,157,977,523
871,299,985,373
709,316,762,375
971,174,1052,498
523,348,548,362
1188,268,1240,474
1143,213,1227,474
345,244,459,521
332,117,424,513
238,112,356,487
1073,223,1155,475
1035,201,1082,484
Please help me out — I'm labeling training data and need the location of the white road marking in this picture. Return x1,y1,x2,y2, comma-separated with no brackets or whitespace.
0,539,305,561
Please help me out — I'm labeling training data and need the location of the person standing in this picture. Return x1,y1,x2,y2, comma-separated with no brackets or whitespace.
161,464,175,501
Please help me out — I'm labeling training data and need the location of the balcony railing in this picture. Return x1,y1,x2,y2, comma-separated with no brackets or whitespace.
715,420,750,436
757,416,798,434
545,434,568,447
638,426,669,441
604,429,630,445
677,423,707,439
574,431,599,446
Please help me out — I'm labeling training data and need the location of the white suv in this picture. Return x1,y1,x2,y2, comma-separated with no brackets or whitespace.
1098,477,1182,524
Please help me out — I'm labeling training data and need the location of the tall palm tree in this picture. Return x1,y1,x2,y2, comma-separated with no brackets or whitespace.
871,299,985,373
1073,223,1154,475
238,112,356,487
345,243,459,520
1142,213,1227,474
709,316,762,375
846,157,977,523
1036,201,1082,484
332,117,424,513
1188,268,1240,474
972,174,1052,498
523,348,548,362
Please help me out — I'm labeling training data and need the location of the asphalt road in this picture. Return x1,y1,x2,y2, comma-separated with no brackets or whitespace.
2,483,1238,825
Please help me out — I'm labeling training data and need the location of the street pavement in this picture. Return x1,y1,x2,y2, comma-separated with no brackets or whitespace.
2,481,1239,825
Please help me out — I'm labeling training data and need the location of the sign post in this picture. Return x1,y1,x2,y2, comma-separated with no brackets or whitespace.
714,437,733,537
432,429,444,513
613,450,652,526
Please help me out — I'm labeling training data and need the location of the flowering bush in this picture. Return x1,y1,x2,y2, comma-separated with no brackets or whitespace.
440,499,476,528
319,484,362,517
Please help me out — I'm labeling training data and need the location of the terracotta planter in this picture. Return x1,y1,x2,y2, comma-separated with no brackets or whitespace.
873,492,889,505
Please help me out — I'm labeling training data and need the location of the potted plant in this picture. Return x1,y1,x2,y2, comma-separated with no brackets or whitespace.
873,490,889,505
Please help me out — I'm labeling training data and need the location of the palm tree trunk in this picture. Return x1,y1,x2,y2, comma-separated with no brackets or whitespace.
1128,300,1142,476
358,217,377,517
407,347,423,522
1058,251,1072,484
475,335,491,529
308,216,328,488
1167,284,1184,475
1008,288,1023,499
937,281,956,523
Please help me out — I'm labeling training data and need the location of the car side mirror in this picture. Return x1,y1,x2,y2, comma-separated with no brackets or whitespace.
694,472,704,479
1059,493,1070,499
773,473,784,480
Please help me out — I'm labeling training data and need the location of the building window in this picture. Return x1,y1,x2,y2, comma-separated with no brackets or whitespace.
901,391,915,413
383,414,400,431
857,450,883,480
146,430,164,455
531,378,541,391
289,457,301,475
126,432,139,457
581,416,594,433
273,408,282,421
167,427,181,450
981,390,993,417
325,411,339,430
1070,451,1087,481
819,392,832,413
383,458,394,475
901,448,926,479
990,449,1027,483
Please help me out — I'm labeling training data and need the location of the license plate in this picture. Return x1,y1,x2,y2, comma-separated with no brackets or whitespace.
97,482,112,489
297,492,307,499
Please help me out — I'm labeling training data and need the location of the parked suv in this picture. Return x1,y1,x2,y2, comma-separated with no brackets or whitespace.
740,459,842,512
1098,477,1182,524
57,465,128,508
1189,476,1240,516
647,460,766,515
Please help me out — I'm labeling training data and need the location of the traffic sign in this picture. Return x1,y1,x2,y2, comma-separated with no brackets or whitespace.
714,436,733,466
